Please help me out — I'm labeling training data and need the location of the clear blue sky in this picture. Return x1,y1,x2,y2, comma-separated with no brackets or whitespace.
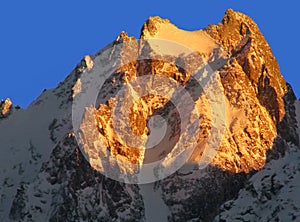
0,1,298,108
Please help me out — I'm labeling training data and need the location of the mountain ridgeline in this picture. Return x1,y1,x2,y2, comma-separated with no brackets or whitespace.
0,9,299,222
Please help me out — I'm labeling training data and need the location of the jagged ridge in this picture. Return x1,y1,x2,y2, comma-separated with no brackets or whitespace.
0,8,299,222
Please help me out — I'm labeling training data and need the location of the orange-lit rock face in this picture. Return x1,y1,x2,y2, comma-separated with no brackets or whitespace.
204,9,285,173
205,9,287,123
0,98,12,117
94,106,141,167
80,11,288,177
93,56,199,168
128,94,169,137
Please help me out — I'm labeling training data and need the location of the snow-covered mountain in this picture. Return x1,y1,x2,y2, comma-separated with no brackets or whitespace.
0,9,299,222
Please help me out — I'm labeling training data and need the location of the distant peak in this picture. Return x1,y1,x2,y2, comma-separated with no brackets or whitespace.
115,31,136,43
140,16,171,38
222,8,258,27
223,8,237,21
146,16,171,26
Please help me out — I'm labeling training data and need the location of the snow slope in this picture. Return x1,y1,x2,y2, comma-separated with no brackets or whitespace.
139,183,169,222
0,71,76,220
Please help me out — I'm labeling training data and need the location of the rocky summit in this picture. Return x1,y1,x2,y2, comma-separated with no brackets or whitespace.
0,9,299,222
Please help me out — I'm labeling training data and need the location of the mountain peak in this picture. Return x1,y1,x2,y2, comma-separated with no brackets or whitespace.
223,8,247,22
0,9,299,222
205,8,287,123
140,16,171,38
115,31,136,43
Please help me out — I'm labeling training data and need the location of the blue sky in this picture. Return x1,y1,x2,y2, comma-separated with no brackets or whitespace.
0,1,298,108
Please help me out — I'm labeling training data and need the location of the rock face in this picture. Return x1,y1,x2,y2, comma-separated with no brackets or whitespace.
206,8,299,160
0,8,299,222
159,9,299,221
0,98,12,118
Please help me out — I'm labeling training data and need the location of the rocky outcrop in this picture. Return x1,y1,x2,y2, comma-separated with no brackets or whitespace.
205,9,287,124
0,98,12,118
205,8,299,163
